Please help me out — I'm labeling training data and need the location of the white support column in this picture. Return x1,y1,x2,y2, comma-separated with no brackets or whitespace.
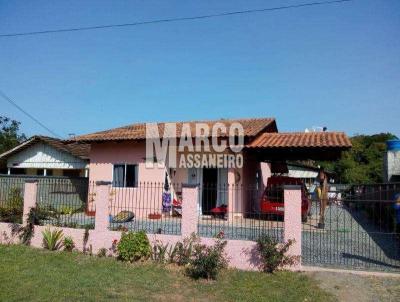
7,168,11,175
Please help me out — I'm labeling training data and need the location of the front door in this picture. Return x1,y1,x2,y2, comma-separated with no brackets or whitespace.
202,168,218,214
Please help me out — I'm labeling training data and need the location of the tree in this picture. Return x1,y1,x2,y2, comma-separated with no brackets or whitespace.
321,133,398,184
0,116,26,154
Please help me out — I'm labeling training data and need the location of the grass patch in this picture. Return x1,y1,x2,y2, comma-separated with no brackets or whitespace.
0,244,334,302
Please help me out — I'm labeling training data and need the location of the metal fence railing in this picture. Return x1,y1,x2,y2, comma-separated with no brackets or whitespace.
302,184,400,272
108,182,182,235
0,176,25,223
198,184,284,242
35,178,94,229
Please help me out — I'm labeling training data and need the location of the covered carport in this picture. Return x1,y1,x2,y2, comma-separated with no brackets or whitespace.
243,131,352,227
246,131,352,161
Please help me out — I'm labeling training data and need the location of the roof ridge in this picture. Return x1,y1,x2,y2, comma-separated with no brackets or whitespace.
267,131,347,135
108,116,275,128
248,131,352,149
72,117,276,141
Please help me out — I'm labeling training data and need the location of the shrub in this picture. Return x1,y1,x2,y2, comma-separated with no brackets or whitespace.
186,232,228,280
256,234,299,273
117,231,151,262
42,228,64,251
63,236,75,252
0,206,23,223
151,241,170,263
150,234,198,265
8,187,23,209
83,227,90,254
33,205,59,224
0,188,24,223
59,206,74,215
97,248,108,258
19,207,37,245
168,234,198,266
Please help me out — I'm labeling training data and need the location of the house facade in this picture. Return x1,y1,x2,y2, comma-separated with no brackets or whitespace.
0,136,90,177
73,118,351,218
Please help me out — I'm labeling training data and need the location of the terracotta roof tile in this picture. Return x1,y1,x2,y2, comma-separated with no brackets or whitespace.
248,132,352,149
72,118,276,142
0,136,90,160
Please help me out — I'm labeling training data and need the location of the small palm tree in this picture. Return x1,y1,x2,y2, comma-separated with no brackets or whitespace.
42,228,64,251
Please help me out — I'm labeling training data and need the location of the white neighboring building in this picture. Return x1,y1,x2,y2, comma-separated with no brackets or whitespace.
0,136,90,177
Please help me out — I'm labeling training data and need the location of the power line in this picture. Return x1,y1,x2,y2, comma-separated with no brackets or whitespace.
0,89,62,138
0,0,353,38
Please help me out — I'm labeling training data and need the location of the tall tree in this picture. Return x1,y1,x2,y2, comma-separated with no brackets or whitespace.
0,116,26,154
321,133,398,184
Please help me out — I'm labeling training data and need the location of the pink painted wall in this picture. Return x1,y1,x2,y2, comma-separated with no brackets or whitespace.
0,180,303,272
89,141,165,183
284,186,302,270
0,222,263,271
89,142,166,217
227,167,243,214
240,153,272,214
88,142,271,219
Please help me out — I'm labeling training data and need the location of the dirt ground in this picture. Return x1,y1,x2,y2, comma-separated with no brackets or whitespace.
305,270,400,302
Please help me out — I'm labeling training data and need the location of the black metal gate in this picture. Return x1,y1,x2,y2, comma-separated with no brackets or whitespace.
302,183,400,272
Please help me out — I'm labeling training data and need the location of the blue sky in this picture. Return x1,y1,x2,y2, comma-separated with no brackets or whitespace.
0,0,399,138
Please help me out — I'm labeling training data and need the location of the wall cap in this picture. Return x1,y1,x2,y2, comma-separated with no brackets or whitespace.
25,179,38,183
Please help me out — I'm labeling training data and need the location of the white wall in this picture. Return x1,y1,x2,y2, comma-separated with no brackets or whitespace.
7,142,88,169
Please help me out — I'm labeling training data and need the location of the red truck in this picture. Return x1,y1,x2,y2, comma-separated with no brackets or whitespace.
260,176,311,222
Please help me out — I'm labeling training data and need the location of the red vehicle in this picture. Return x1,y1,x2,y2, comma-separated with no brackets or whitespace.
260,176,310,222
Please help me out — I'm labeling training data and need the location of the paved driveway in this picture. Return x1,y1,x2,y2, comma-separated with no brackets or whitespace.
302,203,400,272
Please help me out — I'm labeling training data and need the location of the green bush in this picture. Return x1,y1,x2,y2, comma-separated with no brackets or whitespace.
0,206,23,223
186,232,228,280
63,236,75,252
59,206,74,215
8,187,23,209
169,234,198,266
42,228,64,251
151,240,169,263
0,187,24,223
117,231,151,262
18,208,38,245
256,234,299,273
150,234,198,265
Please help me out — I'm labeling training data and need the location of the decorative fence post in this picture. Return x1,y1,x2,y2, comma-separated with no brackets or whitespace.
94,181,111,232
181,184,199,237
23,180,38,225
284,185,302,269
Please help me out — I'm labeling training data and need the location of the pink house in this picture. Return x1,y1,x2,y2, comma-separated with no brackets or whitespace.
72,117,351,220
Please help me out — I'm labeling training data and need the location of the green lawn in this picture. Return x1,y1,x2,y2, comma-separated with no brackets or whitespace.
0,244,334,302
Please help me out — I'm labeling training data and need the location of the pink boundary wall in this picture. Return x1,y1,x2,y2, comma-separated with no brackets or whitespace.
0,180,302,272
